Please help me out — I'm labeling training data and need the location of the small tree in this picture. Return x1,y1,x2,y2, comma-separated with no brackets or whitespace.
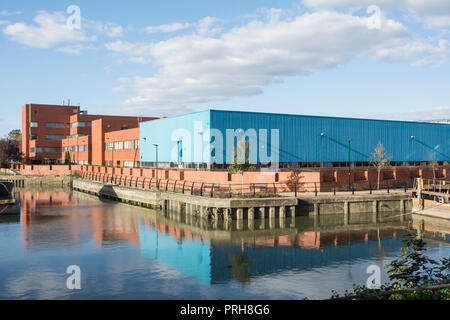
430,160,439,180
228,138,255,193
8,129,21,142
287,168,304,191
0,131,21,168
369,142,391,190
64,151,71,165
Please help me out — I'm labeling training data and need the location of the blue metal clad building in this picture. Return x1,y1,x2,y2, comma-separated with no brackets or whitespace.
139,109,450,166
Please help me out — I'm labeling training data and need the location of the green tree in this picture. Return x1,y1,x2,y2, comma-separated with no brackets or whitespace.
228,138,256,194
8,129,21,142
64,151,71,165
331,238,450,300
0,137,21,167
369,142,391,190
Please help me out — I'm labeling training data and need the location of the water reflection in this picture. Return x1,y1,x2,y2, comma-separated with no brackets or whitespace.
0,188,448,299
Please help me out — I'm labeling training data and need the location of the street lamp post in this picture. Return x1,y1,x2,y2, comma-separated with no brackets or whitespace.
348,139,352,190
153,144,159,187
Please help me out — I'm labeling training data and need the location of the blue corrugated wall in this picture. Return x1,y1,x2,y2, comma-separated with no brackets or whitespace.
139,109,450,164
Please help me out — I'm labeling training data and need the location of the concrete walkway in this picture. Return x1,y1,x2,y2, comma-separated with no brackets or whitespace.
279,189,411,198
413,204,450,220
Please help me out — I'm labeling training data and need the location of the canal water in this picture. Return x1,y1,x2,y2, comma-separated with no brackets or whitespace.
0,189,449,300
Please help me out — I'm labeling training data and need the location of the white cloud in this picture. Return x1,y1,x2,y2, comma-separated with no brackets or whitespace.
84,19,124,38
303,0,450,30
0,20,8,25
57,44,96,55
107,25,124,37
105,40,153,64
374,39,449,66
0,10,22,16
144,22,192,34
411,14,450,29
303,0,450,14
3,11,94,48
360,106,450,121
110,10,420,114
3,11,124,52
143,17,222,36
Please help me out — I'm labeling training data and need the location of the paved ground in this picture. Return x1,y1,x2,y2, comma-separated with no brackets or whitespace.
413,203,450,220
279,188,412,198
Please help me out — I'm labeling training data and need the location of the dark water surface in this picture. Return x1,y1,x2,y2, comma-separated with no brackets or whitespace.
0,189,448,300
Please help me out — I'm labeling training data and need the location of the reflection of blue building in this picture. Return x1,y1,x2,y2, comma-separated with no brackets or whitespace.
139,224,406,285
210,240,401,283
139,225,212,285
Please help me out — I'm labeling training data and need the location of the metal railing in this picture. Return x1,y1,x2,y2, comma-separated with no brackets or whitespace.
77,171,411,198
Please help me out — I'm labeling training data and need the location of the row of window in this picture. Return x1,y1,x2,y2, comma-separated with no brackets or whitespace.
105,161,140,168
30,134,87,141
30,122,92,129
71,122,92,128
31,147,62,154
46,135,65,140
63,145,88,153
105,140,139,151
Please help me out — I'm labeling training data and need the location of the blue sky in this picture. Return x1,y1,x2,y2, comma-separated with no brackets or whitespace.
1,0,450,136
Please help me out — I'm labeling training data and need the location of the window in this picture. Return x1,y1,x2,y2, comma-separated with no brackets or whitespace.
124,161,134,168
71,122,85,128
114,141,123,150
31,148,42,153
44,148,62,153
34,110,38,119
105,142,113,151
46,135,65,140
30,122,38,128
30,134,37,140
86,122,92,127
124,140,133,150
134,140,139,149
46,123,65,128
71,134,85,138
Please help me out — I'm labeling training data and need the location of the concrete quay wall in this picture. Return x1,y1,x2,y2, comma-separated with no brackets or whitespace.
72,179,412,222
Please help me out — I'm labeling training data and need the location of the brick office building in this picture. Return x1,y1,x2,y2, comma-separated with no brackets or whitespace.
22,104,158,166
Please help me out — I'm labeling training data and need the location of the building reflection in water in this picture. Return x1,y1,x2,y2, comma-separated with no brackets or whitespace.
18,190,141,251
15,190,450,287
137,211,417,285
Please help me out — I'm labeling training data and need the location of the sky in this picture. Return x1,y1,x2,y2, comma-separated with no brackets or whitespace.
1,0,450,136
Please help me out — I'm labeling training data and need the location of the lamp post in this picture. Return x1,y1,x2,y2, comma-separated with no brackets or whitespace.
153,144,159,185
348,139,352,190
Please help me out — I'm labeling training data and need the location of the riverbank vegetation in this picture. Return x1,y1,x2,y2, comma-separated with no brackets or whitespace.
331,238,450,300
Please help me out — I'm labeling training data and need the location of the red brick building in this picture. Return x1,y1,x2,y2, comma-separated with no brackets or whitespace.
22,103,158,166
